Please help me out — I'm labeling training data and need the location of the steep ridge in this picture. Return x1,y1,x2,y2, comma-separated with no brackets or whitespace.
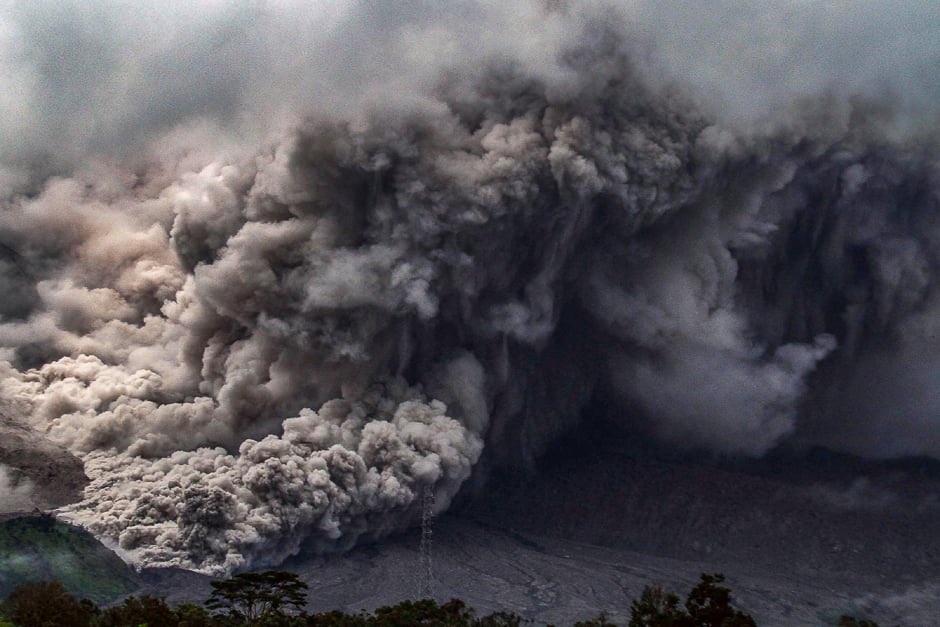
0,417,87,513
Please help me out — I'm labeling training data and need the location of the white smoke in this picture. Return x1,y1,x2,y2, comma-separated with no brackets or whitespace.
0,1,939,572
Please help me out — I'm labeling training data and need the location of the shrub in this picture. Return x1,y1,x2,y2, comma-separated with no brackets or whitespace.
5,580,96,627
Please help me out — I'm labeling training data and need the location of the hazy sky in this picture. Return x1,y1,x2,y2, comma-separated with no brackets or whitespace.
2,0,938,189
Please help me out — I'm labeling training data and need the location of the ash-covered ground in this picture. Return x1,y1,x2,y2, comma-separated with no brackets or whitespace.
4,417,939,625
136,427,940,627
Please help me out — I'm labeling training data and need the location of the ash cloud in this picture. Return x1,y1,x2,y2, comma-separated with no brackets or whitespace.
1,1,939,572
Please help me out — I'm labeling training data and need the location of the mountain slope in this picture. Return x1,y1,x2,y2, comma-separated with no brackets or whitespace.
0,514,138,604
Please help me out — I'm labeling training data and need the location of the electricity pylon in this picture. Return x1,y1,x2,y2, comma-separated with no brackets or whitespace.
417,485,434,599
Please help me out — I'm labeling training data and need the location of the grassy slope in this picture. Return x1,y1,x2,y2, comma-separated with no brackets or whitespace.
0,515,139,604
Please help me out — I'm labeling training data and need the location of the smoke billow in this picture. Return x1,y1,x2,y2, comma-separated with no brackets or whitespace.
1,1,939,573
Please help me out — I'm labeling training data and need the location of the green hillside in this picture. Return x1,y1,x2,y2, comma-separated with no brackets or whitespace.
0,514,139,604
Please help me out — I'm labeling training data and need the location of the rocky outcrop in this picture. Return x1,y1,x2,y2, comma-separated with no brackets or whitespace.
0,417,87,514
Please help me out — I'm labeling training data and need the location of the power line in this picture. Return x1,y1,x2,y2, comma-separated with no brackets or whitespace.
417,485,434,599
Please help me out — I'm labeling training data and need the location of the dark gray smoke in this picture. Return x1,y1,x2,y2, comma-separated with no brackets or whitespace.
1,1,939,573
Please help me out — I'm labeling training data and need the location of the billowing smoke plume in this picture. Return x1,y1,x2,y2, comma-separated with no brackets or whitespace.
1,1,939,573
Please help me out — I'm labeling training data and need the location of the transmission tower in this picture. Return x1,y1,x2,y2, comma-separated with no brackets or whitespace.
417,485,434,599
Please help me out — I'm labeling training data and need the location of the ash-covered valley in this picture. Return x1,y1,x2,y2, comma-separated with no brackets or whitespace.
2,1,940,625
8,421,940,626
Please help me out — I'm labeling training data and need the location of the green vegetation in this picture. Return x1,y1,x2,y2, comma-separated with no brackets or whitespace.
0,569,883,626
0,514,138,604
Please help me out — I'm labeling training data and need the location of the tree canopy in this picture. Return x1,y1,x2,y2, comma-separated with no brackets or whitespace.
206,570,308,624
0,570,887,626
629,573,756,627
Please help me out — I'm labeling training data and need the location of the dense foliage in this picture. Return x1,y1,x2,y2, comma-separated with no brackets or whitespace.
0,570,880,626
628,574,756,627
206,571,308,623
0,516,138,604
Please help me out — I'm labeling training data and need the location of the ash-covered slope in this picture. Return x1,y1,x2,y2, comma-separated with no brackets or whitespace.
133,423,940,625
4,439,937,626
139,511,935,627
275,431,940,626
0,417,86,513
298,516,937,627
467,419,940,617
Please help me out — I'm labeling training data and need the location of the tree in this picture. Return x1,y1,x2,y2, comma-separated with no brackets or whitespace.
629,584,687,627
683,574,756,627
174,602,217,627
575,611,618,626
305,609,370,626
838,616,880,627
478,609,531,626
93,594,176,627
369,598,476,626
4,580,96,627
629,574,756,627
206,570,308,625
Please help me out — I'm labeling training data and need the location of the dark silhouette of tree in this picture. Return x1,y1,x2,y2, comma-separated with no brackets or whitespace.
305,609,370,626
94,594,176,627
4,580,95,627
684,573,756,627
575,610,618,626
629,574,756,627
0,571,768,627
629,584,687,627
838,616,880,627
206,570,308,624
369,598,476,626
477,609,531,625
305,599,528,626
174,602,217,627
